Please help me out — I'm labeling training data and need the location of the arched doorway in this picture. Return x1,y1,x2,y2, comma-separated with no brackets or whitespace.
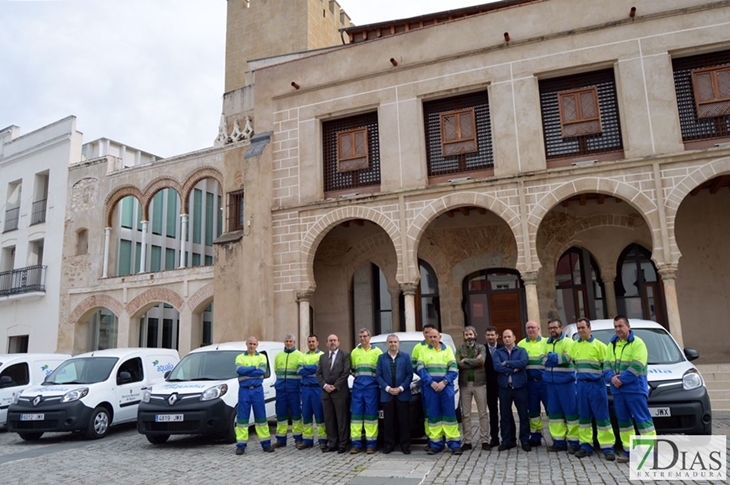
463,268,526,340
415,260,441,331
138,303,180,349
615,244,667,326
555,247,606,323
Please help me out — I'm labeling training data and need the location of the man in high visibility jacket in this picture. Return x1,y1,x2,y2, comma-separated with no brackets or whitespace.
234,336,275,455
605,316,656,464
543,318,579,453
571,318,616,461
518,320,548,446
297,334,327,450
411,323,436,439
349,328,382,454
274,334,303,448
418,327,462,455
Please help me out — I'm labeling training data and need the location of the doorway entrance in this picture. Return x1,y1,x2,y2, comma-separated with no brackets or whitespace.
463,268,526,340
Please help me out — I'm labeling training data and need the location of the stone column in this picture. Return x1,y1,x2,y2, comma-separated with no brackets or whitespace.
400,283,418,332
390,288,401,333
102,227,111,278
521,271,541,324
117,312,132,348
179,214,189,268
296,290,314,343
139,221,148,273
658,265,685,349
177,308,194,355
601,269,618,318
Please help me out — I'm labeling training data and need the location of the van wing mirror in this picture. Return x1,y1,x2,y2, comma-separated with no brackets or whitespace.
117,371,133,384
684,348,700,361
0,375,13,388
164,370,171,379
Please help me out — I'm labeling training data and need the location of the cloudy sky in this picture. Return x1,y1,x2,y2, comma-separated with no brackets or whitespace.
0,0,489,158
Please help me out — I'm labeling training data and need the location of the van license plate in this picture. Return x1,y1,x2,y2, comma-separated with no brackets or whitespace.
649,407,671,417
20,414,44,421
155,414,184,422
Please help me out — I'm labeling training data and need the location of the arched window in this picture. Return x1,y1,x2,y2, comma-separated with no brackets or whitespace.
615,244,667,326
555,247,606,323
88,308,118,351
463,268,525,340
417,260,440,331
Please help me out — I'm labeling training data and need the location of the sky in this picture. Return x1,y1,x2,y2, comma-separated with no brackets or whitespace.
0,0,490,159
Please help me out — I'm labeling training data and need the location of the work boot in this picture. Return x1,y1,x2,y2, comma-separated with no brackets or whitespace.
235,447,245,455
350,446,361,454
262,446,275,453
366,447,376,455
452,447,463,455
574,449,590,458
617,454,630,463
273,442,286,448
605,451,616,461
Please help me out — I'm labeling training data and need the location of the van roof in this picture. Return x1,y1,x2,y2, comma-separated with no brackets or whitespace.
370,332,455,344
0,353,71,361
191,341,284,353
73,348,180,359
565,319,666,331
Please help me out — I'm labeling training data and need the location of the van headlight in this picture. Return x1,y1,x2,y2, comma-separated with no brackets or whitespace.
200,384,228,401
142,390,151,403
12,393,21,404
61,388,89,403
682,369,703,391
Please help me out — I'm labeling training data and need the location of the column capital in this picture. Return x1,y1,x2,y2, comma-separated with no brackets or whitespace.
399,282,418,295
656,263,679,280
520,270,539,286
296,289,314,302
180,213,189,220
601,268,617,283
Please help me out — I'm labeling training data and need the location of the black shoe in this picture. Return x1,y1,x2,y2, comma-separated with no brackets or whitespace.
235,447,245,455
529,440,542,447
481,443,491,451
297,443,312,450
337,447,347,454
323,447,337,453
402,448,411,455
521,443,532,452
426,446,438,455
498,444,515,451
383,447,393,454
574,449,590,458
262,446,275,453
605,451,616,461
547,444,567,452
273,442,286,448
461,443,473,451
568,445,579,455
489,440,500,447
452,447,463,455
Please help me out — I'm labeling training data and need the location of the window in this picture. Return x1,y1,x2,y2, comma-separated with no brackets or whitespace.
615,244,667,328
31,171,49,225
120,196,135,229
692,66,730,118
540,69,623,161
418,260,440,331
193,189,202,244
0,363,29,387
165,248,176,270
555,247,606,323
118,239,133,276
166,189,178,238
673,50,730,145
227,189,245,231
558,87,602,137
4,180,22,233
8,335,29,353
88,308,118,351
423,91,493,177
323,112,380,194
150,245,162,272
117,357,143,384
463,269,525,340
151,191,164,235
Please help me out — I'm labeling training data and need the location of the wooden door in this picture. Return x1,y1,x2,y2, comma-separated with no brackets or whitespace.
488,292,523,340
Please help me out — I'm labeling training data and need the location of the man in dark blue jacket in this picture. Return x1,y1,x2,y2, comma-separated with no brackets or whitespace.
493,329,531,452
376,334,413,454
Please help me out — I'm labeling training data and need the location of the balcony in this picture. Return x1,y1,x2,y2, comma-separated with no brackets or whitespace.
0,265,47,298
31,199,47,225
3,207,19,232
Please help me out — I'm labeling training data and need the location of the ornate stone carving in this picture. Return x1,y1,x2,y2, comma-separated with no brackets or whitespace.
214,115,254,147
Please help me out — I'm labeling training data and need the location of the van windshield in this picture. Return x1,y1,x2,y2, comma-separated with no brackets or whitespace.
167,351,241,381
44,357,118,384
591,328,684,365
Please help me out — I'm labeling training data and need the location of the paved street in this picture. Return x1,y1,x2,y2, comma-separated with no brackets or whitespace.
1,413,728,485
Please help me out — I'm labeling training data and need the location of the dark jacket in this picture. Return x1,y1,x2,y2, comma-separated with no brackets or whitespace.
316,348,351,399
375,351,413,402
456,342,487,387
484,342,504,382
493,345,528,389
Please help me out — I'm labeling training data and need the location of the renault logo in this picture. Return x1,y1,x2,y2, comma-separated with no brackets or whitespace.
32,395,42,407
168,393,178,406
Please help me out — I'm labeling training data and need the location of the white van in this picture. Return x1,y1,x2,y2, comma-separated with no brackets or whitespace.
7,348,179,441
137,341,283,444
0,353,71,426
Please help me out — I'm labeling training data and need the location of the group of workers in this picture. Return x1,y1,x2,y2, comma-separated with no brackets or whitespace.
234,314,655,464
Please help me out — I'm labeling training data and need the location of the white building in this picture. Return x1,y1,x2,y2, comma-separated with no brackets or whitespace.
0,116,82,353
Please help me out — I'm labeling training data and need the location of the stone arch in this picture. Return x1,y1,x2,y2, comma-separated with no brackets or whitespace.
528,177,662,263
105,185,144,227
188,282,215,313
407,192,524,279
663,156,730,263
181,167,224,214
126,288,185,317
69,294,125,324
300,206,402,292
141,176,183,220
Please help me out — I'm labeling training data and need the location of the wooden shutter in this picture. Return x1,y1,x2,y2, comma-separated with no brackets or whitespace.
558,87,602,138
440,108,478,156
692,66,730,118
337,127,369,172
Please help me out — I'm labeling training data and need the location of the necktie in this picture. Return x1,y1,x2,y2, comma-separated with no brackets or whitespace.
329,351,335,369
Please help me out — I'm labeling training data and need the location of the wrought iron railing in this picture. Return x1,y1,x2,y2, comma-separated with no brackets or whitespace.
31,199,47,225
3,207,19,232
0,265,47,297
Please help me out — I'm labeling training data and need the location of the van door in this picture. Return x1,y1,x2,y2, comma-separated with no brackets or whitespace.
259,351,277,420
0,363,30,420
114,357,145,422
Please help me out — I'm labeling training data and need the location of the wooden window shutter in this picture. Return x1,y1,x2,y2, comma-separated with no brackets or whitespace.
440,108,477,157
692,66,730,118
337,127,369,172
558,87,602,138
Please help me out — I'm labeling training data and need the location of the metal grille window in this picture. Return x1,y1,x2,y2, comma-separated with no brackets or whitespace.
540,69,623,160
674,50,730,144
323,112,380,193
424,91,493,177
3,207,19,233
30,199,47,225
227,189,244,232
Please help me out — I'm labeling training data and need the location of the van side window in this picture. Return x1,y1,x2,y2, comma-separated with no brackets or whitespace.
0,363,29,387
117,357,143,383
259,351,271,378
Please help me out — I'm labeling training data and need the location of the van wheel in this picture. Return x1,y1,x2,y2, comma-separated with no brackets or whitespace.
223,405,237,444
85,407,110,439
18,432,43,441
146,434,170,445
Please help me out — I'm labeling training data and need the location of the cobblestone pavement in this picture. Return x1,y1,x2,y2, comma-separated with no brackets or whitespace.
0,413,728,485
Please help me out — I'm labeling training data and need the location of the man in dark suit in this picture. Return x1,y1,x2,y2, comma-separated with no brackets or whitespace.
484,326,504,447
493,329,531,452
316,334,351,453
375,334,413,454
